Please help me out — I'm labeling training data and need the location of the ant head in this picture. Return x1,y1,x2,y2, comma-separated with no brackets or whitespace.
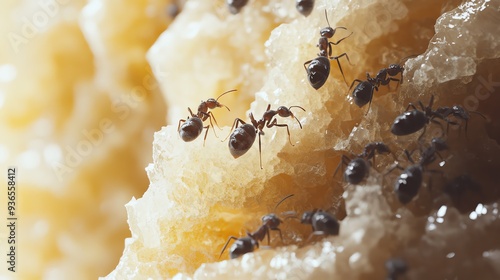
320,26,335,38
387,63,403,75
320,10,334,38
277,106,292,118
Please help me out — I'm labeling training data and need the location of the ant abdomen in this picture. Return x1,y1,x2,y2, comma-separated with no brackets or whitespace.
228,123,257,158
344,158,370,185
179,117,204,142
305,56,331,89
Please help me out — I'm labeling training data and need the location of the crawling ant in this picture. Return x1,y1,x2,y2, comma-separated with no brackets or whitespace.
389,138,447,204
385,257,408,280
349,63,405,114
300,209,340,241
296,0,315,17
435,105,486,134
391,95,447,138
335,142,392,185
226,0,248,14
219,194,295,259
178,89,235,144
304,10,352,89
226,104,305,168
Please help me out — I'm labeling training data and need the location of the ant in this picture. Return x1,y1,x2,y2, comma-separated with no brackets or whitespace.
300,209,340,241
389,137,448,204
178,89,235,144
385,257,408,280
219,194,295,259
296,0,315,17
335,142,392,185
348,63,405,114
226,0,248,14
435,105,486,135
390,95,448,139
304,10,352,89
226,104,305,169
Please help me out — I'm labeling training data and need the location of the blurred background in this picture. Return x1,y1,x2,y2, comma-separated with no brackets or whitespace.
0,0,184,278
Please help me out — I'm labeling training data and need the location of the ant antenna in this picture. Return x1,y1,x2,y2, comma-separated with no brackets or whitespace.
289,106,306,129
215,89,237,111
273,194,295,212
324,10,331,28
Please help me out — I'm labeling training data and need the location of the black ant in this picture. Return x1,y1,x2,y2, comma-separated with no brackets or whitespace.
178,89,235,144
390,95,447,138
389,137,447,204
226,104,305,169
435,105,486,134
348,64,404,114
304,10,352,89
300,209,340,241
335,142,392,185
226,0,248,14
385,257,408,280
219,194,295,259
296,0,315,17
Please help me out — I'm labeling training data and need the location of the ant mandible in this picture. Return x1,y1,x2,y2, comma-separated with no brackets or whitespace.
334,142,392,185
219,194,295,259
304,10,352,89
226,104,305,169
178,89,235,145
348,63,404,114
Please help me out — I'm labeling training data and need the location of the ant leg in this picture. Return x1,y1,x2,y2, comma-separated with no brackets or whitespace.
219,236,238,259
268,120,293,146
348,79,363,94
329,30,353,45
333,155,351,178
303,60,313,71
222,118,246,142
330,53,351,86
201,112,218,138
404,149,416,164
258,132,263,169
364,86,378,116
208,111,223,130
270,228,284,244
404,103,418,111
306,231,326,243
202,125,210,147
177,119,186,132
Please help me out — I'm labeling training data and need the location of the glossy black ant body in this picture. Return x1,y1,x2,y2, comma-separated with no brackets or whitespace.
391,138,447,204
178,90,235,144
349,64,404,113
227,104,305,168
301,209,340,240
219,194,295,259
435,105,486,134
335,142,391,185
304,10,352,89
296,0,315,17
385,258,408,280
226,0,248,14
391,95,446,137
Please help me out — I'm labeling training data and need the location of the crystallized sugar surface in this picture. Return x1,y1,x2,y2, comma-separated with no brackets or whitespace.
105,0,500,279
